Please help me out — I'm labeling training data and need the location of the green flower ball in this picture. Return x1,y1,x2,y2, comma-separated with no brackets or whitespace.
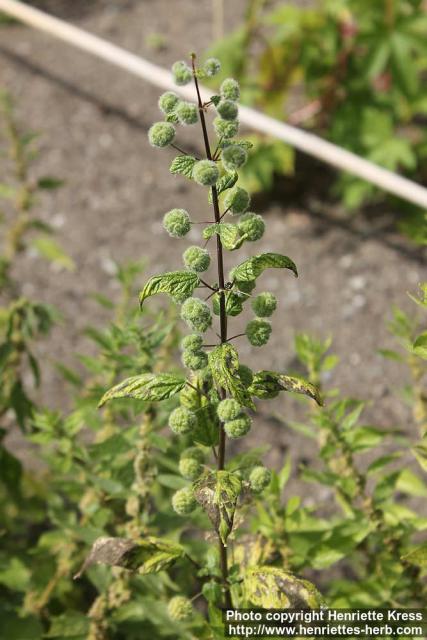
172,60,192,86
158,91,180,114
179,456,203,480
238,213,265,241
168,406,196,434
163,208,191,238
224,187,250,214
183,246,211,272
181,297,212,333
176,101,198,125
182,349,208,371
172,487,197,516
193,160,220,187
216,99,238,121
224,413,252,439
181,446,205,463
249,466,272,493
204,57,221,77
217,398,242,421
220,78,240,101
213,117,239,139
246,318,272,347
251,292,277,317
148,121,175,148
238,364,253,387
168,595,193,621
180,333,203,352
222,145,247,172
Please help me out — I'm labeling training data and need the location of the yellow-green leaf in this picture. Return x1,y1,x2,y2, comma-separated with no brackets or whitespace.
99,373,186,407
231,252,297,282
74,536,184,579
139,271,199,306
244,566,324,608
208,343,255,410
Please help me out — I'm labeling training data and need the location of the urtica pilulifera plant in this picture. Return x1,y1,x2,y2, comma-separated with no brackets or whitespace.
81,54,323,623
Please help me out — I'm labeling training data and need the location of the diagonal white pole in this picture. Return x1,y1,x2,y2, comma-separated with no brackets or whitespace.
1,0,427,209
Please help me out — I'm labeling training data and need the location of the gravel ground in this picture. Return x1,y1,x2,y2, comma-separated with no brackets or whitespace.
0,1,426,493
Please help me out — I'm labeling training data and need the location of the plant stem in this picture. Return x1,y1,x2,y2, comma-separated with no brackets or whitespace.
192,54,232,610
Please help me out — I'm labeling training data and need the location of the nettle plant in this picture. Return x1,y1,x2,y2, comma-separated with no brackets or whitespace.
77,55,324,626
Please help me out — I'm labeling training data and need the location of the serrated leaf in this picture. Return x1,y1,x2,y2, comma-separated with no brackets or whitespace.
209,172,238,203
413,332,427,359
231,252,297,282
249,371,322,405
194,470,241,545
98,373,186,407
169,155,197,178
244,566,324,608
402,543,427,568
208,343,255,409
139,271,199,306
74,536,184,578
203,223,240,250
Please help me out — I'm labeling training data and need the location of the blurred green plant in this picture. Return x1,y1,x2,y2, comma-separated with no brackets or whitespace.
0,91,72,429
207,0,427,240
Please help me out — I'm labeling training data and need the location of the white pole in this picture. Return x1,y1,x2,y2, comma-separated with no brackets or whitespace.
1,0,427,209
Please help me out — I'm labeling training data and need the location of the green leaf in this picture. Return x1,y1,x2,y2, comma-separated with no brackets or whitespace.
413,332,427,359
37,176,64,190
212,171,238,199
396,469,427,497
231,252,297,282
203,223,240,250
412,440,427,473
74,536,184,579
249,371,322,405
402,543,427,568
32,236,75,271
169,155,197,178
208,344,255,410
98,373,186,407
194,470,241,545
46,612,89,638
139,271,199,306
244,566,324,608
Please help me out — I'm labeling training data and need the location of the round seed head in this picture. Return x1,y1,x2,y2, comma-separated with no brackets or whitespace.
176,101,198,125
179,456,203,480
172,60,193,86
163,208,191,238
204,57,221,77
213,117,239,139
237,212,265,241
193,160,220,186
221,144,247,171
148,121,176,148
224,413,252,439
183,245,211,272
220,78,240,101
180,333,203,352
181,297,212,333
216,99,238,121
251,292,277,317
246,318,272,347
168,406,196,434
224,187,250,214
182,349,208,371
171,488,197,515
217,398,243,421
249,466,272,493
181,446,205,463
158,91,180,114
